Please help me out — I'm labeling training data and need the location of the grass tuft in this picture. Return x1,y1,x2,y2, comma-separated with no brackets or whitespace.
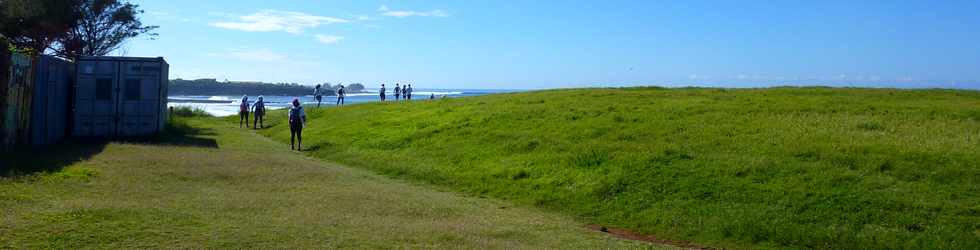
170,106,212,118
857,121,885,131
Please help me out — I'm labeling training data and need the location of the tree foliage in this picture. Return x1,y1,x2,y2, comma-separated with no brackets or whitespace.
0,0,155,58
52,0,157,59
0,0,78,54
347,83,365,92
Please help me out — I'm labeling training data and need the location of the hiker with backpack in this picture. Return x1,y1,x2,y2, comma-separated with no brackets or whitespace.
313,84,324,108
336,85,346,106
252,95,266,129
288,98,307,151
394,84,401,101
239,95,250,128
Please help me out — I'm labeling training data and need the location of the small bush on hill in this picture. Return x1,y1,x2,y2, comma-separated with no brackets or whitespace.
171,106,211,118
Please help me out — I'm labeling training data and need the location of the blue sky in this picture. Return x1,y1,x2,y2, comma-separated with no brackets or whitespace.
125,0,980,89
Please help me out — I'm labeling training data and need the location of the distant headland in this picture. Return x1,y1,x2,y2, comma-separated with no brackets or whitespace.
169,78,366,96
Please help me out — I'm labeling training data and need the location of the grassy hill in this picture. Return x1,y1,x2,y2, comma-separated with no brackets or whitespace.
257,87,980,249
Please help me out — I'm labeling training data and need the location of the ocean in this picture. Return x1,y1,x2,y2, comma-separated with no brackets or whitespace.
168,89,514,116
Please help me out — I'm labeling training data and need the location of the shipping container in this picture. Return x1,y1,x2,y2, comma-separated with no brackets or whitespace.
29,56,73,145
73,56,168,137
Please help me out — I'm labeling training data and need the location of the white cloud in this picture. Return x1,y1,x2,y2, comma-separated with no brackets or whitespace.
354,15,374,21
207,48,288,63
315,35,344,44
378,5,449,18
210,10,350,34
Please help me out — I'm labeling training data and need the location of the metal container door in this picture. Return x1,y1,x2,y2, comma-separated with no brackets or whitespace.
118,61,161,136
74,60,118,137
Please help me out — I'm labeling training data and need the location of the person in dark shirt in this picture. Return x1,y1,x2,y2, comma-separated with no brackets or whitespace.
336,85,346,106
379,84,387,102
288,98,307,151
402,85,409,100
252,96,266,128
394,84,401,101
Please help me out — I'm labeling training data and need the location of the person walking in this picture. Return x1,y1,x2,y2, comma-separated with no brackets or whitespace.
379,84,387,102
407,84,414,100
336,85,346,106
239,95,250,128
288,98,307,151
394,84,401,101
252,95,266,129
402,84,409,100
313,84,323,108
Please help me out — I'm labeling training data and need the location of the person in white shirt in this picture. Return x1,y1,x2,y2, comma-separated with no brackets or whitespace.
407,84,414,100
313,84,323,108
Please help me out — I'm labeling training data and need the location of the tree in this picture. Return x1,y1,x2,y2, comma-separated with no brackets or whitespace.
52,0,157,59
0,0,78,54
347,83,365,92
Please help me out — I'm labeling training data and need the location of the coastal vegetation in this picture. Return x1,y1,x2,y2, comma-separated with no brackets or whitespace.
169,106,211,117
256,87,980,249
169,78,365,96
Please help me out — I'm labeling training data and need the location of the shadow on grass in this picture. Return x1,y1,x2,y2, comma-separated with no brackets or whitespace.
151,118,219,148
0,141,108,177
1,118,218,177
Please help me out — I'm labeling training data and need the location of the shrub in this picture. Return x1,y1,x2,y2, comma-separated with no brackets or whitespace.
171,106,211,117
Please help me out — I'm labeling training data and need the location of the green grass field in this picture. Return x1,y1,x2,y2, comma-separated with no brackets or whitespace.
0,116,657,248
256,87,980,249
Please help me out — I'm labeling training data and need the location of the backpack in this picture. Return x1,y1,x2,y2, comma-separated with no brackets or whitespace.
289,107,303,123
254,101,265,113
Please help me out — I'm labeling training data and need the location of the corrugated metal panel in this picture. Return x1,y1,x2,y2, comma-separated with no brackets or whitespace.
29,56,73,145
74,56,168,137
159,62,169,131
3,53,32,145
0,48,9,147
